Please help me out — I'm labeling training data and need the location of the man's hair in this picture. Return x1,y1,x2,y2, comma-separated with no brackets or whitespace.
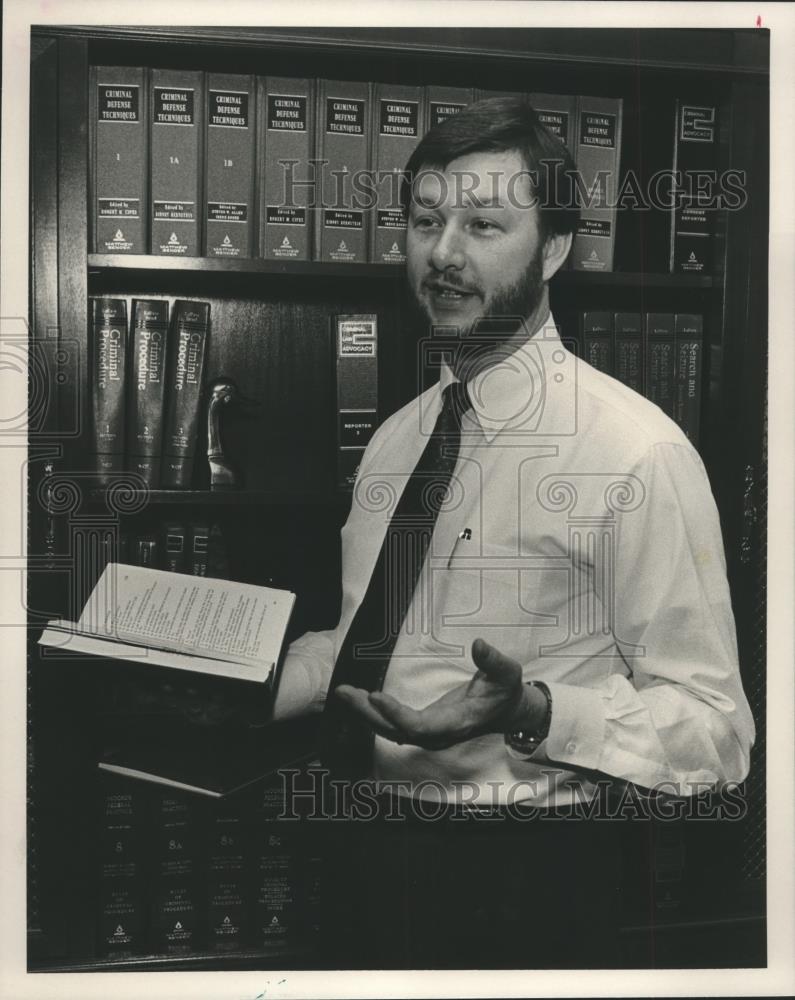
401,96,580,241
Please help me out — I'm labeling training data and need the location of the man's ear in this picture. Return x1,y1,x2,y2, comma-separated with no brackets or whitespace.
541,231,573,282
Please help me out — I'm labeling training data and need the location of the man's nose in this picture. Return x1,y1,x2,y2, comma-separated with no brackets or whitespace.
429,223,466,271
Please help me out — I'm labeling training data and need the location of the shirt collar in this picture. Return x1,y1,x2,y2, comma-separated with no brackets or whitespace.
438,312,563,443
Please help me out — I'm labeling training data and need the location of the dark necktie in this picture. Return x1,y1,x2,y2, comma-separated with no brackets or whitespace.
320,380,471,779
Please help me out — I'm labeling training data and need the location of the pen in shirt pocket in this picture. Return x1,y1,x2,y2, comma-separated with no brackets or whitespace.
447,527,472,568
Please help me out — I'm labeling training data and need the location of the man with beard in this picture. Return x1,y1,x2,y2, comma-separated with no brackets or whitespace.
272,98,754,968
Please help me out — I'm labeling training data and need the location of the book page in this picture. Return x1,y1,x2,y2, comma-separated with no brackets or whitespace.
76,563,294,669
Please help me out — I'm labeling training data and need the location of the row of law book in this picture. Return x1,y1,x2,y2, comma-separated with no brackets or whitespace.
108,520,230,579
91,296,210,487
580,311,704,444
92,66,663,272
97,775,322,959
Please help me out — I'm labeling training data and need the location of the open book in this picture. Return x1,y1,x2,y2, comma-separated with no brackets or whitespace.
38,563,296,685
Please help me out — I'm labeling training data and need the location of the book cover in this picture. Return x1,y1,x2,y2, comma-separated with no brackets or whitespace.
670,102,718,274
161,299,210,488
614,312,644,394
581,311,613,376
90,296,129,479
150,69,205,256
134,533,159,568
315,80,372,263
205,803,247,951
162,521,188,574
204,74,256,257
189,520,210,577
645,312,676,418
259,76,315,261
90,66,148,254
251,783,298,949
572,95,623,272
424,86,473,131
97,783,146,958
334,314,378,490
150,791,200,954
370,83,424,265
527,92,578,158
674,313,704,444
128,299,169,486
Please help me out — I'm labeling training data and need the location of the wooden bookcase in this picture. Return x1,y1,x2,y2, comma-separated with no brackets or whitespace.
27,26,768,970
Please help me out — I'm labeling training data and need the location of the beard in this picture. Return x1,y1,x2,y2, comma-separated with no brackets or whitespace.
405,243,547,382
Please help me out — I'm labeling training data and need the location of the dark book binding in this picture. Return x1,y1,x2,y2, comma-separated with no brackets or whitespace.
424,85,473,130
98,783,146,958
150,69,205,256
674,313,704,444
670,103,717,275
162,521,188,573
90,66,148,254
252,783,298,949
581,311,614,376
150,791,200,955
161,299,210,488
614,312,644,394
370,83,424,265
204,73,256,258
189,520,211,576
128,299,169,486
572,95,623,272
315,80,372,263
205,804,247,951
90,296,129,479
645,312,676,418
335,315,378,489
528,91,578,158
260,76,315,261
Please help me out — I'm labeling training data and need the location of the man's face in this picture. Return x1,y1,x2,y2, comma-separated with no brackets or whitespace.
406,149,548,339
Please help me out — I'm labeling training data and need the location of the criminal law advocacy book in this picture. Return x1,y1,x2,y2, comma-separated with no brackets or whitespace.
90,296,129,479
38,563,296,686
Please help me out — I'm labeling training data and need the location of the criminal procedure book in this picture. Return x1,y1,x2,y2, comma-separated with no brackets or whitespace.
571,95,623,272
161,299,210,488
259,76,315,261
90,297,129,478
150,69,205,256
204,74,256,258
424,85,473,130
90,66,148,254
673,313,704,444
38,562,296,686
335,314,378,489
670,102,718,275
315,79,372,263
128,298,169,487
644,312,676,419
370,83,424,265
614,312,644,394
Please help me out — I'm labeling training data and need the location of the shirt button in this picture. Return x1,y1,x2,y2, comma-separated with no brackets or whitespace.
566,741,577,754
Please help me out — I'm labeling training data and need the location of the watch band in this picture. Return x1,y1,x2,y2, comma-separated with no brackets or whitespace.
504,681,552,756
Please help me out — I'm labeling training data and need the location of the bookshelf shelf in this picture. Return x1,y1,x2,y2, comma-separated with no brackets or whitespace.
87,488,350,506
87,253,714,288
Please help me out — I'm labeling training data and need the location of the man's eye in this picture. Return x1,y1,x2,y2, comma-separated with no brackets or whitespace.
412,215,439,229
472,219,499,232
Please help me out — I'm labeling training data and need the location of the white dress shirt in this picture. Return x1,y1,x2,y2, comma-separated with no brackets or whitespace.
276,314,755,806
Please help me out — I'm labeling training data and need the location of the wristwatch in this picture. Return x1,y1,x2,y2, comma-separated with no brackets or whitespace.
504,681,552,756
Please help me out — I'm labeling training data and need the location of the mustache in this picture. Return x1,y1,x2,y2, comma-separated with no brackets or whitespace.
423,274,481,295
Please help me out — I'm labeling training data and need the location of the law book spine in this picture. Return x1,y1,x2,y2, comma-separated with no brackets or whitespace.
205,802,248,952
207,523,231,580
251,782,299,952
162,521,188,573
614,312,644,394
670,102,718,274
134,533,159,567
161,299,210,488
203,73,255,258
98,782,146,959
90,66,148,254
674,313,704,444
581,311,614,376
572,95,623,272
189,520,211,576
151,792,201,955
424,85,473,131
527,92,578,158
260,76,315,261
370,83,424,264
335,314,378,490
315,80,372,263
90,296,129,479
150,69,204,256
644,312,676,418
128,299,169,486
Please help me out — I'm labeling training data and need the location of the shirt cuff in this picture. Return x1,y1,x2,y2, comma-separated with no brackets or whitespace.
540,681,607,771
